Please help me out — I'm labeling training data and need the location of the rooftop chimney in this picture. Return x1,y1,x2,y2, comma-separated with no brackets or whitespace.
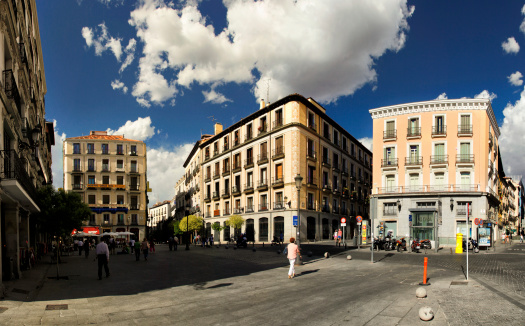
90,131,108,136
260,99,265,110
214,123,223,135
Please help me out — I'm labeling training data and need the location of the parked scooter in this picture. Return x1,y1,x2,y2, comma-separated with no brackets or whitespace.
420,239,432,250
395,237,407,252
383,237,395,251
463,237,479,253
411,238,421,253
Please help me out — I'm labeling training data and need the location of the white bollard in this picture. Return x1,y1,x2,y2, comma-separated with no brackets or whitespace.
346,255,352,260
416,287,427,298
419,307,434,321
324,252,330,258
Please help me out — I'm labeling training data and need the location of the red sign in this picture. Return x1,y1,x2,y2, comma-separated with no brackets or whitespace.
356,216,363,223
341,217,346,223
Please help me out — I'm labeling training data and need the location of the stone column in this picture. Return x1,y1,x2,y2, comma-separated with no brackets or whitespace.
4,204,20,279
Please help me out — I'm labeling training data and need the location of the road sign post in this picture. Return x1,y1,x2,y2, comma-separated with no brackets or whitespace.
341,217,346,248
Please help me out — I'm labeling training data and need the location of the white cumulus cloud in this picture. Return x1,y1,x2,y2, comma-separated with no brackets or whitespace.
51,120,67,189
520,5,525,35
111,79,128,93
203,88,231,104
508,71,523,86
81,22,125,61
502,37,520,54
107,117,156,141
435,93,448,100
499,85,525,176
86,0,415,107
474,90,497,101
146,144,194,205
358,137,373,152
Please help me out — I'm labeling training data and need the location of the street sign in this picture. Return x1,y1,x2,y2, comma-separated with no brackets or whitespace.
341,223,346,226
409,214,412,222
357,222,361,226
409,221,412,227
356,216,362,223
341,217,346,223
293,216,298,226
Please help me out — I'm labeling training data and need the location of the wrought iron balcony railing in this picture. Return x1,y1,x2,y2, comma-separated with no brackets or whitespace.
0,149,37,200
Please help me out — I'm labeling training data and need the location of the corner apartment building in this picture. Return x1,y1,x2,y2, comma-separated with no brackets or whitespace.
199,94,372,243
148,200,171,231
369,99,500,248
1,0,54,283
63,131,147,240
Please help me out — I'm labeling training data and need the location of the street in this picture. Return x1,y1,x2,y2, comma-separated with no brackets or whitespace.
1,242,525,325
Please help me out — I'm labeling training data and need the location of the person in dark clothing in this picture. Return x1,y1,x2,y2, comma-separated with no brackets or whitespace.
96,240,110,280
83,240,90,258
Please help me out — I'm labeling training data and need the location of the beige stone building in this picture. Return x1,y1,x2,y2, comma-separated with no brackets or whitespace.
63,131,147,240
197,94,372,243
148,200,171,231
369,99,501,247
0,0,54,284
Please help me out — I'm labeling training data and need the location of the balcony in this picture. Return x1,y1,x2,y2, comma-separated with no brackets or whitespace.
259,204,269,211
383,129,396,140
376,184,481,194
244,157,254,169
72,184,84,190
332,187,340,195
407,127,421,138
381,158,398,168
244,183,254,193
204,174,211,182
456,206,473,216
233,207,242,214
102,221,113,227
257,179,268,191
223,144,229,152
307,203,315,210
307,149,317,161
213,170,220,179
349,171,356,180
456,154,474,164
332,162,340,172
323,132,330,140
333,138,340,147
232,162,242,173
245,133,253,142
245,205,255,213
341,167,348,176
405,156,422,166
306,177,317,187
205,153,210,161
232,185,241,196
432,125,447,137
233,137,240,147
213,150,219,157
458,125,473,136
272,146,285,160
221,189,230,198
308,121,316,131
101,164,110,172
223,208,230,216
212,191,220,200
273,119,283,130
73,166,82,173
130,151,137,156
222,166,230,176
322,156,331,168
87,166,96,172
258,153,269,165
130,205,139,210
129,168,139,174
204,194,211,202
274,201,285,210
321,205,330,213
205,212,211,218
214,209,220,217
272,176,284,188
3,70,21,116
322,183,331,192
258,123,268,135
430,155,448,165
332,206,340,214
129,184,140,191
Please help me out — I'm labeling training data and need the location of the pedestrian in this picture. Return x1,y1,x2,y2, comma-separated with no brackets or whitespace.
96,238,110,280
209,235,214,247
142,238,150,261
109,237,116,255
83,239,90,258
78,239,84,256
130,238,135,253
149,238,155,253
174,236,179,251
168,236,174,251
334,230,338,245
279,232,284,245
286,237,301,279
520,229,524,243
134,239,141,261
337,228,342,246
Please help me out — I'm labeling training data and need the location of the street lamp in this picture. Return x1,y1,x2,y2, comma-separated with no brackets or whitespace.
295,174,303,265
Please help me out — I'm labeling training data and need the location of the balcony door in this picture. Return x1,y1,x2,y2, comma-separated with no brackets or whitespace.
460,172,471,191
384,147,395,165
460,143,470,162
386,175,395,192
409,145,419,164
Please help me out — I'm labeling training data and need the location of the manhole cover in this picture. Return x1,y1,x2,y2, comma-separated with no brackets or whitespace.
451,281,468,285
45,304,68,310
12,288,30,294
0,307,7,314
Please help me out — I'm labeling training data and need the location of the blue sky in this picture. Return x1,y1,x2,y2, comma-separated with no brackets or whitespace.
37,0,525,204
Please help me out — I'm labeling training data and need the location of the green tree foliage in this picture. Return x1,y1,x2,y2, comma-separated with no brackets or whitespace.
179,215,203,232
34,186,91,237
172,220,184,236
225,215,244,231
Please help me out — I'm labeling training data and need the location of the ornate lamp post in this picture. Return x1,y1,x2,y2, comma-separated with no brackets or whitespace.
295,174,303,265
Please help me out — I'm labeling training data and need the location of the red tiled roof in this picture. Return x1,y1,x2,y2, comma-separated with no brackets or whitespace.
66,135,142,142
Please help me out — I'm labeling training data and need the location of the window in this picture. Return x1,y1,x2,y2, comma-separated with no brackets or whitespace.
247,197,254,212
117,160,123,169
460,172,471,190
246,148,253,165
103,175,110,184
307,139,315,158
102,159,109,171
383,147,395,165
73,143,80,154
247,171,253,187
308,112,315,129
409,145,420,164
88,175,95,185
308,193,314,210
323,171,329,188
457,202,473,216
342,137,347,152
323,122,330,139
275,109,283,128
118,214,124,224
246,124,253,140
103,195,110,205
333,129,339,146
259,116,267,133
131,196,138,209
88,195,96,204
434,115,445,135
411,212,435,241
102,144,109,154
90,214,96,224
260,142,268,160
117,195,124,204
117,144,123,155
383,202,397,215
307,166,315,184
460,114,471,133
87,143,95,154
234,130,240,145
408,117,420,137
434,172,445,190
275,163,283,182
275,136,284,155
88,159,95,171
459,143,471,162
385,120,396,138
131,161,137,172
417,202,436,208
260,194,268,210
409,173,419,191
433,143,445,163
130,145,137,155
73,159,81,171
131,214,138,224
385,175,395,192
117,176,124,185
275,192,284,208
260,168,267,185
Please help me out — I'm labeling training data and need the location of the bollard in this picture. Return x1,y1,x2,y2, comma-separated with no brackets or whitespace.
419,257,431,286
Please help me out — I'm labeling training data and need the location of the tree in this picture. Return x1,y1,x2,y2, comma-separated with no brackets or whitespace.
171,220,184,236
179,215,204,233
225,215,245,239
211,222,225,246
34,186,91,238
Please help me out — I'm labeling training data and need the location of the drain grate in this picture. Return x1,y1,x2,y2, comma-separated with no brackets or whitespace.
0,307,8,314
12,288,30,294
45,304,68,310
451,281,468,285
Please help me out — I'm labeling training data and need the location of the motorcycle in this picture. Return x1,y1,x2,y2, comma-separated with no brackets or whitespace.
411,238,421,253
383,237,395,251
420,239,432,250
236,237,248,248
395,237,407,252
463,237,479,253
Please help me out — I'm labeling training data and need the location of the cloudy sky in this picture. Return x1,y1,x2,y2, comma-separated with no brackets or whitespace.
38,0,525,204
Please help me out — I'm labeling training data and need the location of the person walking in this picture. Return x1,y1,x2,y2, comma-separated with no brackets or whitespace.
149,238,155,253
141,238,150,261
134,239,141,261
286,237,301,279
96,239,110,280
83,239,90,258
130,238,135,253
168,236,174,251
78,239,84,256
337,229,342,246
334,230,338,245
209,235,214,247
174,236,178,251
279,232,284,245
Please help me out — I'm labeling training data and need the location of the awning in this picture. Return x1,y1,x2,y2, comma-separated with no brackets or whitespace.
71,227,100,235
